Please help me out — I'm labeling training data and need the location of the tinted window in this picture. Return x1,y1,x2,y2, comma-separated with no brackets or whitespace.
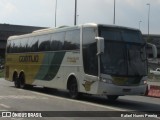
82,28,98,76
99,27,144,44
122,30,143,43
7,41,11,53
100,42,127,75
101,30,121,41
9,40,14,53
28,37,38,52
51,32,65,51
63,30,80,50
11,39,20,53
38,34,51,51
19,38,28,52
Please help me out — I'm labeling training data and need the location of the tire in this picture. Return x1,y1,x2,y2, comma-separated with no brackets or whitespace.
14,76,20,88
107,95,119,101
68,78,79,99
19,74,26,89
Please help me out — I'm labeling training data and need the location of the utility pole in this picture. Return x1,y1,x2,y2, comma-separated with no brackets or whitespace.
113,0,116,24
55,0,57,27
74,0,77,25
146,3,150,38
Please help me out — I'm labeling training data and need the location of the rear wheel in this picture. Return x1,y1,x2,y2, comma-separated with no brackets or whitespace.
107,95,119,101
14,75,20,88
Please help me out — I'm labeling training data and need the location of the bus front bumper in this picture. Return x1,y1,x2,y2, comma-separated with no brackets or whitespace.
98,82,147,96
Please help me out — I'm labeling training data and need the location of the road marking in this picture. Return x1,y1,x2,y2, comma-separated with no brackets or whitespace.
0,104,11,109
0,95,48,100
31,91,126,111
0,110,8,111
11,118,23,120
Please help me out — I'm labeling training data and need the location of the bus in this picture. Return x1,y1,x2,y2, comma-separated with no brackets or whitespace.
5,23,157,101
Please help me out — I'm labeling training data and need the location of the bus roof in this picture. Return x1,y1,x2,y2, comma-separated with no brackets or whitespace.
98,24,140,31
81,23,140,31
7,23,140,40
7,25,79,40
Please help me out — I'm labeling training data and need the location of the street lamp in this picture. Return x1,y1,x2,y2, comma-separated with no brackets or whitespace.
139,20,142,30
74,0,77,25
113,0,116,24
55,0,57,27
146,3,150,37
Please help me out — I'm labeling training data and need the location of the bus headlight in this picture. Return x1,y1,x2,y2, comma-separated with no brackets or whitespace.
100,78,112,84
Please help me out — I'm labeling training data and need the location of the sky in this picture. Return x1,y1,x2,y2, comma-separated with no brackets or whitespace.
0,0,160,34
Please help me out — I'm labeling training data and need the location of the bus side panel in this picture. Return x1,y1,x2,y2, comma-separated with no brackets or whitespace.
5,53,45,84
32,51,81,90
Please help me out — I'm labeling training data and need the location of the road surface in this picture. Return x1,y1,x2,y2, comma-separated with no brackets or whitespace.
0,78,159,120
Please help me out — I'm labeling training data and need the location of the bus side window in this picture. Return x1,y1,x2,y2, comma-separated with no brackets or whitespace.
27,37,38,52
51,32,65,51
64,30,80,50
12,39,20,53
82,28,98,76
19,38,28,53
38,35,51,51
7,41,11,53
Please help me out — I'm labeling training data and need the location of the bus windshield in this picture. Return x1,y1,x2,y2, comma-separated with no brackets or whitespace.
99,27,147,76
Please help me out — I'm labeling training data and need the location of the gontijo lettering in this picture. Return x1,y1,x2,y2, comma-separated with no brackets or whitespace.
19,55,39,62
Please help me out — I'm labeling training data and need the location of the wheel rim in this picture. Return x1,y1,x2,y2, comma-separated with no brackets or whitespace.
14,79,18,87
14,76,20,88
69,82,78,98
20,75,25,88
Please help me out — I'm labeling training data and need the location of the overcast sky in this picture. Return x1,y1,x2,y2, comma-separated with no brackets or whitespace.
0,0,160,34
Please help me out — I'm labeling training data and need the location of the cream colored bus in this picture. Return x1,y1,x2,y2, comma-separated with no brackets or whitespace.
5,23,157,101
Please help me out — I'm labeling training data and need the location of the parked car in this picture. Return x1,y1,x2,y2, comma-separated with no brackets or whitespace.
150,68,160,76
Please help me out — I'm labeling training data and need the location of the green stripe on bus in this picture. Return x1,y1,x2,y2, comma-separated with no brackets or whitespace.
35,52,66,81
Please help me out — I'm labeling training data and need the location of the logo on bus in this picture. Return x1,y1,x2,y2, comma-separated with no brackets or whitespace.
19,55,39,62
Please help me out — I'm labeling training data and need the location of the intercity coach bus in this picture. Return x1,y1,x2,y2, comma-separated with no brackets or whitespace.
5,23,157,101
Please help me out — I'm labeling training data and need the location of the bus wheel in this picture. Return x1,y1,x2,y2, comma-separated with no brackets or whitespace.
68,78,79,99
19,74,26,89
107,95,119,101
14,74,20,88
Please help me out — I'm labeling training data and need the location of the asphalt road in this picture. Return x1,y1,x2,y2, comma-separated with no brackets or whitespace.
0,78,160,120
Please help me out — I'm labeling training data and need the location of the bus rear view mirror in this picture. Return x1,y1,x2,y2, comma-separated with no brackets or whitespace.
96,37,104,55
147,43,157,58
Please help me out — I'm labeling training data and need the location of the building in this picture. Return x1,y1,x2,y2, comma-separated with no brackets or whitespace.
0,24,46,63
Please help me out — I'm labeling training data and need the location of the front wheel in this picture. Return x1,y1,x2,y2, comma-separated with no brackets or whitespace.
107,95,119,101
68,79,79,99
19,74,26,89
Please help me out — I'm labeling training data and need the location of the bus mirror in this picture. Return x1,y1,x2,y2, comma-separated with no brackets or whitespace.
147,43,157,58
96,37,104,55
